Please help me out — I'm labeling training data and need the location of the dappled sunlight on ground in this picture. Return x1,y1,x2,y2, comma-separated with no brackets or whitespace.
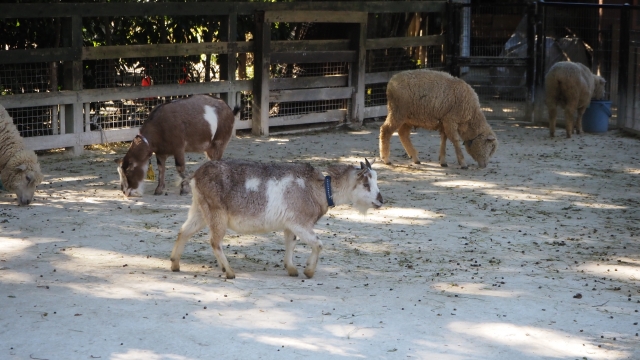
448,321,630,359
239,334,367,357
431,282,525,298
1,123,639,359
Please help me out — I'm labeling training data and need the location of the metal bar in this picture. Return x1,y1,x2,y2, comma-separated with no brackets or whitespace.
618,4,631,129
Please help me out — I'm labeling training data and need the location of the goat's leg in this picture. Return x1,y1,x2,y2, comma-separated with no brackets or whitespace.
548,105,557,137
442,121,468,169
438,131,448,167
174,152,191,195
291,227,323,278
170,196,206,271
379,117,401,165
564,104,577,138
207,211,234,279
283,229,299,277
398,123,420,164
576,106,587,135
154,154,168,195
205,140,229,161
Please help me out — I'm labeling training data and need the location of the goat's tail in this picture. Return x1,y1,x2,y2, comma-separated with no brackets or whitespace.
232,105,241,119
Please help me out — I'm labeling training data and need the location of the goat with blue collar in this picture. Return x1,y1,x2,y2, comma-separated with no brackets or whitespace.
170,158,383,279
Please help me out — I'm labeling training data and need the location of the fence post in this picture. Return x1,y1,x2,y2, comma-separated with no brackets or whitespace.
62,15,83,155
252,11,270,136
525,1,536,123
533,1,547,125
349,19,367,128
220,12,238,132
447,1,460,77
617,4,631,129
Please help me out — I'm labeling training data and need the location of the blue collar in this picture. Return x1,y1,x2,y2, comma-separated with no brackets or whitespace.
324,176,334,207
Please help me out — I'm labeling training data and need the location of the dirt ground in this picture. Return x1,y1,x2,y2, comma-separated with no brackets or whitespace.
1,120,639,360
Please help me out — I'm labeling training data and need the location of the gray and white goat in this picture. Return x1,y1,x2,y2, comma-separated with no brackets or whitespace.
170,158,384,279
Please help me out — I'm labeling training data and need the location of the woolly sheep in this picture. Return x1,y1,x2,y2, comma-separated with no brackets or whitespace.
0,104,44,205
379,69,498,169
545,61,606,138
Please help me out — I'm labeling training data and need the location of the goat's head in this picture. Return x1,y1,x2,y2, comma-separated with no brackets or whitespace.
463,132,498,168
593,75,606,100
351,158,383,214
115,135,151,197
1,151,43,206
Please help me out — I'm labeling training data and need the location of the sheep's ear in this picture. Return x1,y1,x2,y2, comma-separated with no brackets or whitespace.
15,164,27,172
486,136,496,142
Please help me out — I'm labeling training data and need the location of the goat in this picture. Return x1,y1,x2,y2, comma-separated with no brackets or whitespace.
170,158,384,279
116,95,239,196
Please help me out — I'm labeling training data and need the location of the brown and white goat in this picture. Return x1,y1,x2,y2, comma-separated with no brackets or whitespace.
116,95,239,196
170,159,384,279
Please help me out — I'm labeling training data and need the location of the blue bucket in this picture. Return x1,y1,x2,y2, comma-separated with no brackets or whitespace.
582,100,611,133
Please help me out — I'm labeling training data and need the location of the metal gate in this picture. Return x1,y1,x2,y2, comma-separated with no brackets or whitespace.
449,1,536,122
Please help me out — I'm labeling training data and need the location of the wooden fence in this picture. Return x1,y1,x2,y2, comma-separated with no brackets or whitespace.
0,1,447,154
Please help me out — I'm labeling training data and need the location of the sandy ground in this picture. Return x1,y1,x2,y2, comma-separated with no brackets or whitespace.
1,120,639,360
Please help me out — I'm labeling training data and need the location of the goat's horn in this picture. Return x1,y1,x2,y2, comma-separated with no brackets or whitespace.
360,162,365,170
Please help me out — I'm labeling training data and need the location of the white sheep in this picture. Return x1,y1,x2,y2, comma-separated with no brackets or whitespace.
0,104,44,206
170,158,383,279
379,69,498,169
545,61,606,138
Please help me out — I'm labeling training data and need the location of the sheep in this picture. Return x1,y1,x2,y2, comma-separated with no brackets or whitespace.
545,61,606,138
0,104,44,206
116,95,239,197
169,158,384,279
379,69,498,169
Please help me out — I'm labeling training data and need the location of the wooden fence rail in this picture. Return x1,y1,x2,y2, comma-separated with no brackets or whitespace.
0,1,447,153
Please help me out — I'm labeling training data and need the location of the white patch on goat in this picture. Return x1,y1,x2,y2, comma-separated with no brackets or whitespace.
265,176,293,223
203,105,218,140
295,177,305,188
245,178,261,192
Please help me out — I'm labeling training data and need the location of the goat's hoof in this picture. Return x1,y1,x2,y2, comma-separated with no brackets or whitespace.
287,267,299,277
461,165,468,170
179,188,191,196
440,163,448,167
154,189,164,195
170,265,180,272
303,268,315,278
225,272,236,280
413,160,421,165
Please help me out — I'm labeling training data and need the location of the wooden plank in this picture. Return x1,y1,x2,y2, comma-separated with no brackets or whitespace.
271,51,356,64
0,81,253,108
269,87,353,102
0,48,77,64
265,11,367,24
83,42,230,60
270,75,348,91
0,2,446,19
23,127,140,151
457,57,528,67
365,71,404,84
269,109,345,127
271,39,350,52
364,105,387,119
366,35,445,50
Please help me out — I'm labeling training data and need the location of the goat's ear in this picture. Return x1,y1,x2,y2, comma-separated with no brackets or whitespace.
486,136,496,142
115,158,123,166
365,158,373,170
